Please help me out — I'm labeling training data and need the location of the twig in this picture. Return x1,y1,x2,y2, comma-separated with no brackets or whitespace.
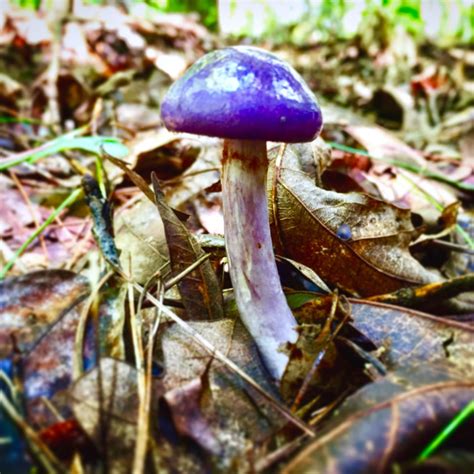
73,271,114,380
132,282,164,474
369,274,474,308
9,170,49,262
116,268,314,437
291,294,350,411
164,253,211,290
255,435,309,472
0,392,66,474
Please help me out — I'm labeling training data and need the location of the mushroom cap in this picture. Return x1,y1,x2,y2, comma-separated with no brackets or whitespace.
161,46,323,143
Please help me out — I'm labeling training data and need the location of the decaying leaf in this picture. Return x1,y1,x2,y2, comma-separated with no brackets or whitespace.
71,359,139,471
22,302,87,428
284,366,474,473
345,124,428,172
0,270,89,357
71,358,158,474
161,318,285,470
350,300,474,377
115,198,169,284
0,271,90,427
95,281,127,361
153,175,224,321
269,142,438,296
71,357,206,473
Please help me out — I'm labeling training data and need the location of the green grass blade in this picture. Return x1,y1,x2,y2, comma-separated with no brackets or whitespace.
328,142,474,192
0,135,128,171
418,400,474,461
0,188,83,279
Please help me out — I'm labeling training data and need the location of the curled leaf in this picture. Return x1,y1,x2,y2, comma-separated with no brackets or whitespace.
284,366,474,473
269,142,438,296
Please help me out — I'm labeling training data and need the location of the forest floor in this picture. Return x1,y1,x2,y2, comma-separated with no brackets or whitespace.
0,4,473,473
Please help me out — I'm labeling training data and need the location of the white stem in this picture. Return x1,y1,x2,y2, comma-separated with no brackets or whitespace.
222,139,298,380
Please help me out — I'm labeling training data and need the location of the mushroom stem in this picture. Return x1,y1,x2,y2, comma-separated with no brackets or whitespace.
222,139,298,380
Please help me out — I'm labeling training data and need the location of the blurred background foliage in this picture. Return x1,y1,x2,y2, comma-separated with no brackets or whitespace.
12,0,474,46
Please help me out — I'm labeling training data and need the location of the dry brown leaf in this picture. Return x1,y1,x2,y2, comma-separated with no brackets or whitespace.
0,270,89,357
71,358,162,474
71,357,207,474
350,299,474,377
115,198,169,284
284,366,474,473
153,175,224,321
269,142,438,296
280,294,370,407
161,318,284,470
165,136,221,209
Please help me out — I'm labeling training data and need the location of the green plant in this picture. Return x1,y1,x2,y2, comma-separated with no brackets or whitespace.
146,0,218,29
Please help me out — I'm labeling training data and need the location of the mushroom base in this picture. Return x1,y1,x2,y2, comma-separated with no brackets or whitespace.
222,139,298,380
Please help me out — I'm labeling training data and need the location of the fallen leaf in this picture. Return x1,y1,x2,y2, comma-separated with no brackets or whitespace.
345,123,434,172
0,270,89,358
368,86,418,132
161,318,285,470
95,280,127,362
115,198,169,284
192,192,224,235
350,299,474,377
284,366,474,473
153,175,223,321
22,305,85,428
165,136,221,209
71,358,161,474
115,103,161,130
0,72,23,109
269,142,438,296
282,294,370,407
71,357,205,473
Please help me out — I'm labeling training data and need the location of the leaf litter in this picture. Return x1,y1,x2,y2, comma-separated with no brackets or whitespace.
0,2,473,473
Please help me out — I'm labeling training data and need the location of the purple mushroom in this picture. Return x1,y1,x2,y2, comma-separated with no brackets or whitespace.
161,46,323,380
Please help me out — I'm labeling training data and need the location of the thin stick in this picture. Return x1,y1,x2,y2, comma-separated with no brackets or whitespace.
129,279,146,474
291,294,340,411
9,170,49,261
164,253,211,290
73,270,114,380
369,273,474,307
255,434,309,473
117,270,314,437
0,392,66,474
132,283,164,474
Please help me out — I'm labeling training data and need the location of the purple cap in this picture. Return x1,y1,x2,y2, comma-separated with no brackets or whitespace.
161,46,323,143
